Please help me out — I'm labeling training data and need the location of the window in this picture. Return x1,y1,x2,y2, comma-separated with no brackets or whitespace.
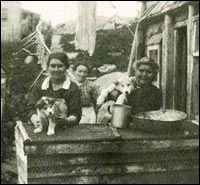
147,45,162,88
1,8,8,21
147,34,162,88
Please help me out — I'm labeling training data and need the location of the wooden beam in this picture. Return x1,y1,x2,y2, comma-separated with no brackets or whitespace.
174,20,188,28
127,22,139,76
162,14,174,109
187,5,195,118
140,2,146,17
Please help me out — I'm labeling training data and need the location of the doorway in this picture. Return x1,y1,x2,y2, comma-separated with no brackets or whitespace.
174,26,187,112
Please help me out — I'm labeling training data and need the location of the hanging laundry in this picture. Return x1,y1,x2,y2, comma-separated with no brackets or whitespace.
75,1,96,56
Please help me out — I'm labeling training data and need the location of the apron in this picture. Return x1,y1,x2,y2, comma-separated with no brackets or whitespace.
79,106,96,124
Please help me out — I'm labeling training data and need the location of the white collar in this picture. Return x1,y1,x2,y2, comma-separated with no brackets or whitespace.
41,76,71,90
76,81,85,87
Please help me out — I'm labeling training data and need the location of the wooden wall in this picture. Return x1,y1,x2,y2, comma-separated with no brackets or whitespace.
1,1,22,42
141,3,199,119
1,25,21,43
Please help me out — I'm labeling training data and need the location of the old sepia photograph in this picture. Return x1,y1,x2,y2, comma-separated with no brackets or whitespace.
1,1,199,184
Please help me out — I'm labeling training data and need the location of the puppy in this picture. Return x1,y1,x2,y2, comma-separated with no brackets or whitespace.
34,97,68,136
97,75,136,106
96,76,135,124
115,76,135,104
97,100,115,124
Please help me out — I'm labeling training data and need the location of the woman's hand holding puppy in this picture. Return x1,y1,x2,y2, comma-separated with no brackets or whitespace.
54,114,77,125
30,114,41,128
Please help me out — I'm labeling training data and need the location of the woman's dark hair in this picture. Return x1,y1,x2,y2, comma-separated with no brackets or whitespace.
73,62,90,74
133,57,159,81
47,52,69,69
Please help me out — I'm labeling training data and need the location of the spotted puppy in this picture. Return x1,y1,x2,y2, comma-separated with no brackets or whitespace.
34,97,68,136
97,75,136,106
96,75,136,124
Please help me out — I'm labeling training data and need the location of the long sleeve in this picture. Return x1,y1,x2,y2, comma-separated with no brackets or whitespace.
27,77,82,123
68,83,82,123
127,85,163,114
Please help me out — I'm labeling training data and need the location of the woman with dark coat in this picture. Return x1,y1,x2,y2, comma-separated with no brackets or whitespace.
127,57,162,114
27,52,82,127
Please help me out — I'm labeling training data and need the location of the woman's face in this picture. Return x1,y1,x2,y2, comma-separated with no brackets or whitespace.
75,65,89,83
48,59,66,80
136,64,154,85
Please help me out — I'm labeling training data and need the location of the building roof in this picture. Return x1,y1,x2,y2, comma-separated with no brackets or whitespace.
22,8,40,17
140,1,191,21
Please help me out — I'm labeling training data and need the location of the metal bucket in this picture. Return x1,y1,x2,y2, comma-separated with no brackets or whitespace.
111,104,132,128
131,109,187,133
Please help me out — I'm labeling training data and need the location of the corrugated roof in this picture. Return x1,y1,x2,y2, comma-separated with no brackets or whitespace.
140,1,190,21
21,8,40,17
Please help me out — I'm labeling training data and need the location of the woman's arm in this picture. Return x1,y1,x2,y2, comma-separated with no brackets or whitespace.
96,84,116,106
67,83,82,123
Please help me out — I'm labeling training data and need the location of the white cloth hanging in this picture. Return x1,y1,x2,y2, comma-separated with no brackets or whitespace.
75,1,96,56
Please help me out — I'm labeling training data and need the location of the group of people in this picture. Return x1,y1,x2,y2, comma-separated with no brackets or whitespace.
28,51,162,127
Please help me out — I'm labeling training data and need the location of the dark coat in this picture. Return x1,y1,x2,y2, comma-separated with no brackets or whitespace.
27,76,82,122
127,84,162,114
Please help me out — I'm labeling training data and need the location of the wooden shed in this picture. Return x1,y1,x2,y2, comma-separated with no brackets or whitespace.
1,1,40,42
134,1,199,122
15,121,199,184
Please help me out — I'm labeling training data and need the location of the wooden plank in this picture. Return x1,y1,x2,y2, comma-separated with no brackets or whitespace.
187,4,195,118
22,122,199,144
175,20,188,28
101,170,199,184
120,122,199,140
24,139,199,155
173,6,188,24
17,164,27,183
22,124,116,143
127,22,139,76
27,159,198,178
27,149,199,168
29,175,100,184
162,14,175,109
15,125,28,184
16,155,27,171
28,169,199,184
16,121,31,142
18,175,26,184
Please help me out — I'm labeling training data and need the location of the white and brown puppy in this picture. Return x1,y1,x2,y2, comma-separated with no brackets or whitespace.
97,75,136,106
96,75,136,124
34,97,68,136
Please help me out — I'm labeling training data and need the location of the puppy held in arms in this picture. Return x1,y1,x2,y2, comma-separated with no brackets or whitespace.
97,75,135,124
34,97,68,136
97,75,136,106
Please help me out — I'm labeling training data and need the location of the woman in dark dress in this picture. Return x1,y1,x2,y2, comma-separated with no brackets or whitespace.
28,52,82,127
127,57,162,114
